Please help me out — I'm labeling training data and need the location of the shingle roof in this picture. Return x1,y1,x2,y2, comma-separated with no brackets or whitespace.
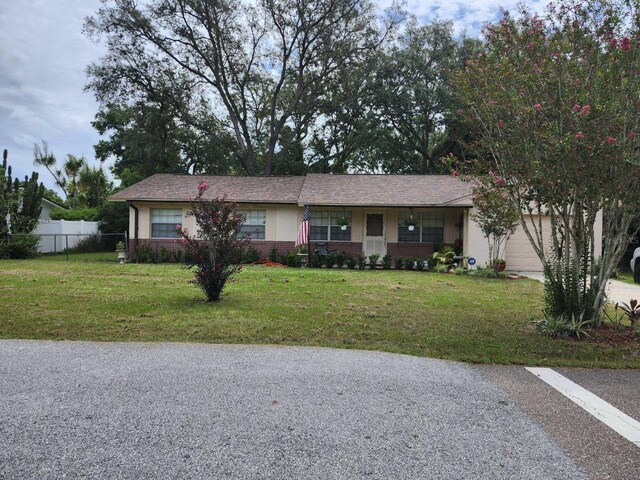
298,174,473,207
108,173,473,207
108,174,306,204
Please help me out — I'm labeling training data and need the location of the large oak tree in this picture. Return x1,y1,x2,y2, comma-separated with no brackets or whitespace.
86,0,391,176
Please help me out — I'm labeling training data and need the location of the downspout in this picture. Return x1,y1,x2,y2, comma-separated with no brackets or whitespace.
128,201,139,261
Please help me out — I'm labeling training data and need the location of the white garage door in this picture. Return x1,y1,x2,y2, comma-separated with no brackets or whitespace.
505,216,551,272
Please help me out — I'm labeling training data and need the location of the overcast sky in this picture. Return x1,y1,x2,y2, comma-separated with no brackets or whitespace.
0,0,544,195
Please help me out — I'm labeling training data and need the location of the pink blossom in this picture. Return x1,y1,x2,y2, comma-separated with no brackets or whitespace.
606,136,616,144
576,131,584,139
175,224,182,231
580,105,591,115
498,120,505,127
610,37,618,47
630,131,637,141
621,37,632,51
527,42,534,49
198,181,208,191
534,103,542,111
181,237,189,246
572,104,581,112
452,170,460,178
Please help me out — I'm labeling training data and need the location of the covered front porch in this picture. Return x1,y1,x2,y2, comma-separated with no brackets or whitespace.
305,206,470,261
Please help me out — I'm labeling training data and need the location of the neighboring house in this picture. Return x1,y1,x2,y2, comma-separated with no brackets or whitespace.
34,198,100,253
108,174,603,272
40,197,66,220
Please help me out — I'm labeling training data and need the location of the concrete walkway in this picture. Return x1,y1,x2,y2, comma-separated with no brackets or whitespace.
0,341,587,480
515,271,640,305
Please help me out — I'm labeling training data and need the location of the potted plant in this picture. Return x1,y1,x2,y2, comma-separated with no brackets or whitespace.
336,214,350,231
404,216,417,231
494,258,506,272
115,241,127,264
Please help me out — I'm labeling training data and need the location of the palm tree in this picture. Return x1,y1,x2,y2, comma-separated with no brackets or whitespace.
63,155,85,208
78,165,109,208
33,141,67,197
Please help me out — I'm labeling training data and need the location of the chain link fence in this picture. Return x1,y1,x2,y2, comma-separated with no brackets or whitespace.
6,232,128,261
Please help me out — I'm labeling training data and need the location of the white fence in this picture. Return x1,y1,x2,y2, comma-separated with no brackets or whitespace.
34,220,100,253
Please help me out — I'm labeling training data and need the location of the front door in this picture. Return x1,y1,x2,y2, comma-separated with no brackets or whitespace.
363,213,386,258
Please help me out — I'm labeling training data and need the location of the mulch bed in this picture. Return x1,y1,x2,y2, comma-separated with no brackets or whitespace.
581,324,639,346
251,260,287,267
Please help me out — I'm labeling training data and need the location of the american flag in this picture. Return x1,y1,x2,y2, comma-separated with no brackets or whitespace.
295,205,310,248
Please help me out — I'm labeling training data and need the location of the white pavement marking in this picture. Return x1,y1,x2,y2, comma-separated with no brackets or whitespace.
526,367,640,449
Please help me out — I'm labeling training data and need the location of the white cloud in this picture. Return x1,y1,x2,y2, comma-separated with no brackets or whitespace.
379,0,547,35
0,0,106,192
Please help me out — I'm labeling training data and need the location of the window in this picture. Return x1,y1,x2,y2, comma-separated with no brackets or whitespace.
238,210,266,240
366,214,384,236
151,208,182,238
421,212,445,243
398,211,444,243
310,211,351,242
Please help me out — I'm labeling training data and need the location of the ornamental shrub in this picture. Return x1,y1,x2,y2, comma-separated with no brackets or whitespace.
323,253,335,268
405,257,415,271
0,235,39,259
281,251,302,267
243,245,260,264
176,183,248,301
136,243,154,263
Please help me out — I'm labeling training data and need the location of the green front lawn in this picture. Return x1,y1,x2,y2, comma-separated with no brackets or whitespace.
1,258,638,368
615,271,636,285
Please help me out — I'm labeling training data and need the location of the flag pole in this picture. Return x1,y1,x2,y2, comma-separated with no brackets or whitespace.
306,204,311,268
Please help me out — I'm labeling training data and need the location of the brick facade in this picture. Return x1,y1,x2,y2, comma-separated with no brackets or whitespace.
129,239,297,261
319,242,363,256
129,238,445,262
387,242,436,259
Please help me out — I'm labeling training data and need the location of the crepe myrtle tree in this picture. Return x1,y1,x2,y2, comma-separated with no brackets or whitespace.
454,0,640,326
176,182,248,301
461,172,519,271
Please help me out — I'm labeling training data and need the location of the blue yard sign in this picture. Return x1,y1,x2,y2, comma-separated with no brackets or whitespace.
468,257,476,266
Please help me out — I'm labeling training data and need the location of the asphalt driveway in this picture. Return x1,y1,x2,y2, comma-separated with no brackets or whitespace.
0,341,587,480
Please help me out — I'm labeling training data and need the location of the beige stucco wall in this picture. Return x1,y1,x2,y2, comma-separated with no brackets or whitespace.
127,200,603,273
129,202,465,246
274,205,301,241
463,208,490,268
472,211,604,272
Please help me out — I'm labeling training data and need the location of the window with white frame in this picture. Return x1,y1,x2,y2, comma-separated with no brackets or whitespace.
151,208,182,238
237,210,266,240
310,211,351,241
398,211,444,243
